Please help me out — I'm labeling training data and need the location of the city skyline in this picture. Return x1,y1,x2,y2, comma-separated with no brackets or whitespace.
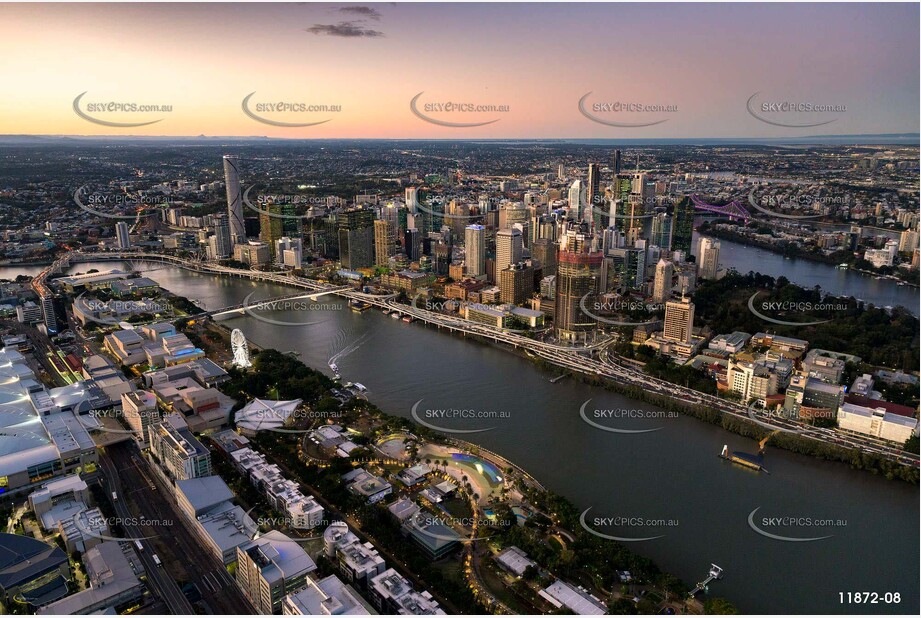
0,2,918,139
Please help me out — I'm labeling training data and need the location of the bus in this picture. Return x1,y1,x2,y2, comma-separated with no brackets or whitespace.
134,540,144,552
152,554,162,567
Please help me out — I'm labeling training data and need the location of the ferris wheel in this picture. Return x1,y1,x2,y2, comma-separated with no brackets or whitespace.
231,328,252,368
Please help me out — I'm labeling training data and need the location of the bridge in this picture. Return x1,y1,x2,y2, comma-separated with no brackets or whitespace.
206,288,353,318
690,194,751,221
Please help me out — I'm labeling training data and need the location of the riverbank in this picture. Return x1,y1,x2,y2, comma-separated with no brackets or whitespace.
699,224,919,288
228,346,732,614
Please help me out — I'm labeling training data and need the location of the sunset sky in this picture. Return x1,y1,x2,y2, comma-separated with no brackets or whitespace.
0,2,917,138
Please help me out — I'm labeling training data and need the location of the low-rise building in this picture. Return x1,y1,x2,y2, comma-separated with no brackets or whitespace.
281,574,373,615
342,468,392,504
837,402,918,444
495,546,536,577
368,568,444,615
539,580,607,615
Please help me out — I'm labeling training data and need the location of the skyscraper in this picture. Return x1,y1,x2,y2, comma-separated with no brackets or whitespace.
464,224,486,277
652,259,674,304
555,231,603,341
259,202,284,261
663,296,694,344
496,228,523,273
568,180,584,222
671,196,696,256
404,187,419,214
223,155,246,246
587,163,601,226
210,213,232,259
337,207,374,270
115,221,131,249
374,219,397,266
404,228,422,263
612,149,622,176
650,212,673,251
697,237,720,279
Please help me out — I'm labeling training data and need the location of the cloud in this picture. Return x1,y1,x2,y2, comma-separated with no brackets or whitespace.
337,6,382,20
306,21,385,38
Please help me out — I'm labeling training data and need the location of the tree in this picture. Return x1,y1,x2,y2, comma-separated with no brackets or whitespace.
704,597,740,614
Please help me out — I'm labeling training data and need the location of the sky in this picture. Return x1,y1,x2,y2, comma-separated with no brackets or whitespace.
0,2,918,139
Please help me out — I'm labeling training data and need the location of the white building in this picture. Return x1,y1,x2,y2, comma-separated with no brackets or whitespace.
837,402,917,444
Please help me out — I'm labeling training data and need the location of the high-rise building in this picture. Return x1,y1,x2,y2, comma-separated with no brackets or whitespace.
568,180,584,221
275,237,303,268
499,261,535,305
223,155,246,245
404,228,422,263
671,196,695,256
531,238,558,277
650,213,673,251
373,219,397,266
612,149,622,176
41,295,58,334
554,243,603,341
337,208,374,270
496,228,523,273
697,237,720,279
259,202,284,261
236,531,316,614
557,164,565,180
652,259,674,304
210,214,232,259
587,164,602,225
465,224,486,277
663,296,694,344
404,187,419,214
115,222,131,249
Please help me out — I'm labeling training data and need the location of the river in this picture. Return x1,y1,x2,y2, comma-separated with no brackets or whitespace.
19,258,915,615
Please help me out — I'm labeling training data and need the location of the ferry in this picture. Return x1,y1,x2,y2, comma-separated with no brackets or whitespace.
349,300,370,313
719,444,769,473
329,362,339,373
401,315,414,323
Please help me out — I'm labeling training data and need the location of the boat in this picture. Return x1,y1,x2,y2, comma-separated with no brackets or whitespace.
349,300,370,312
402,316,413,323
835,263,849,269
353,382,367,392
381,308,391,315
329,362,339,373
719,444,769,473
390,312,401,319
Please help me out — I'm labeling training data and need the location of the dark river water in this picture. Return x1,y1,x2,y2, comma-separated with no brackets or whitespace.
23,257,915,615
